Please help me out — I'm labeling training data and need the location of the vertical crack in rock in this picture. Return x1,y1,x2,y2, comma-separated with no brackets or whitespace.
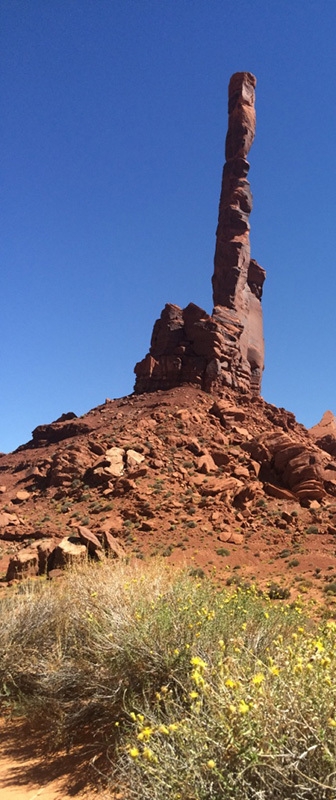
134,72,266,396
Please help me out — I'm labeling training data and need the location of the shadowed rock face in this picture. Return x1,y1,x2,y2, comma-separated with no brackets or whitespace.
134,72,265,396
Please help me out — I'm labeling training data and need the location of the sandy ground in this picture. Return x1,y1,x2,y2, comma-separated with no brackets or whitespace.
0,718,115,800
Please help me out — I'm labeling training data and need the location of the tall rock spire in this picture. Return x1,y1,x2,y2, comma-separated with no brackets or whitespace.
213,71,257,308
212,72,266,393
134,72,266,396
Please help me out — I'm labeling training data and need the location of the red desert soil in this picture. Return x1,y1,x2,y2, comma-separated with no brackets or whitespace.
0,718,116,800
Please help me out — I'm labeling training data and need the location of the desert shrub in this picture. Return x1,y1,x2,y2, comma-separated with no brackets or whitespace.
216,547,230,557
0,563,335,798
268,582,291,600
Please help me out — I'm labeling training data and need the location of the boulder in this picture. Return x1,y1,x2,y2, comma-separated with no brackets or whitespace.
49,444,93,487
48,538,87,571
32,419,92,445
37,539,57,574
246,431,326,501
200,477,242,497
6,549,39,582
77,526,103,558
12,490,30,503
101,531,126,558
126,449,145,470
103,447,125,476
197,454,217,474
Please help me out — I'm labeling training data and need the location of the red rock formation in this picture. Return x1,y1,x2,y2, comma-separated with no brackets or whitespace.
134,72,265,396
309,411,336,457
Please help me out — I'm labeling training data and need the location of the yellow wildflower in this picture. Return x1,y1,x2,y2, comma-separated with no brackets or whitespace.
158,724,170,735
137,727,153,742
328,718,336,728
238,700,250,715
143,747,157,762
225,678,236,689
189,691,199,699
252,672,265,686
269,665,280,676
129,747,140,758
207,759,216,769
191,670,205,687
190,656,207,670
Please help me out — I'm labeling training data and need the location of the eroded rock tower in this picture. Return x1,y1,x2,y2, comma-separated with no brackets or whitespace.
134,72,265,396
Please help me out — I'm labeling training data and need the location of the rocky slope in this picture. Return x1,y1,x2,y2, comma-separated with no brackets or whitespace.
1,386,336,606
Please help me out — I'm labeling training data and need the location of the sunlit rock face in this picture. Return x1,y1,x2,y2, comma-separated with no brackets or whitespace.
134,72,265,396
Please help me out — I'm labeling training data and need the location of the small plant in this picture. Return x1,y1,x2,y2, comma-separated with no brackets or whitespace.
307,525,319,534
189,566,205,578
216,547,230,557
278,549,292,559
324,581,336,595
61,501,72,513
268,583,291,600
288,558,300,568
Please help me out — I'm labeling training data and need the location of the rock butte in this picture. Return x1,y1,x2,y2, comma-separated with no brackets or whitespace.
2,72,336,591
134,72,265,397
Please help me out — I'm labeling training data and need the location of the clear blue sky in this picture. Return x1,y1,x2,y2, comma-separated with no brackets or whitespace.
1,0,336,453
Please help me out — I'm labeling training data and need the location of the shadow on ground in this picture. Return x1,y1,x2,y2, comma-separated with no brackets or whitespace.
0,716,117,798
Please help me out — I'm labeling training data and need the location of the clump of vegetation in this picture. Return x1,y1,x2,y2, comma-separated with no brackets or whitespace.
324,581,336,596
216,547,230,557
0,562,335,799
278,548,292,559
288,558,300,568
268,582,291,600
